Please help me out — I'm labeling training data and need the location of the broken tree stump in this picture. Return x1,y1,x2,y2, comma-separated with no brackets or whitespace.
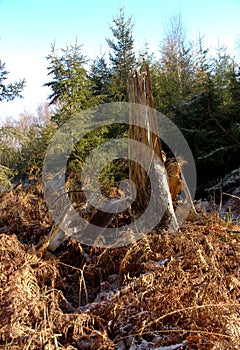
127,65,179,231
38,66,197,254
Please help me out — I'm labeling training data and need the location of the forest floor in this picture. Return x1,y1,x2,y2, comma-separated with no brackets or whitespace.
0,183,240,349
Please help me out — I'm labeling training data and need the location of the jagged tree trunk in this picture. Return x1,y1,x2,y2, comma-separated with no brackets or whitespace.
128,65,179,231
128,68,150,208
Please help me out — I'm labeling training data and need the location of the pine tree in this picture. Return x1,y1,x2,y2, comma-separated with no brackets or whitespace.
0,60,25,102
106,7,136,101
152,15,193,116
45,42,98,126
89,55,112,102
174,41,240,194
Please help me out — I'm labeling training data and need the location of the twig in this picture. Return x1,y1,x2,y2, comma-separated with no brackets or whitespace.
223,192,240,201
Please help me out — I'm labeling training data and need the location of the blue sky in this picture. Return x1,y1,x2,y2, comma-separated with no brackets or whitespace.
0,0,240,121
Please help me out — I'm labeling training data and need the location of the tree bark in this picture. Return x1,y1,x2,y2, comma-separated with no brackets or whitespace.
127,65,179,230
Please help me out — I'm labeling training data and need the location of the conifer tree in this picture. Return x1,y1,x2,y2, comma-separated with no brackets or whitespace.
174,41,240,194
45,42,98,126
106,7,136,101
0,60,25,102
89,55,111,102
152,15,193,116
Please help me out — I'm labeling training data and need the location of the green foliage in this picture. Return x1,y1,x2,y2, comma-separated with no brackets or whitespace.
0,125,23,168
0,60,25,102
106,7,136,101
17,123,56,178
0,128,16,189
0,108,56,187
150,23,240,196
0,165,14,191
172,43,240,194
45,42,99,126
152,15,193,117
89,55,112,102
0,126,22,189
43,14,136,188
1,12,240,197
66,123,129,194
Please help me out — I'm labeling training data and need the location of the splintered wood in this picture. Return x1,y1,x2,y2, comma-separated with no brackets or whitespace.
127,66,179,230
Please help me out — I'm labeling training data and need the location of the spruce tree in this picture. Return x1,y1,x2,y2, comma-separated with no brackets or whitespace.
0,60,25,102
106,7,136,101
89,55,112,102
174,41,240,194
152,15,193,116
45,42,98,127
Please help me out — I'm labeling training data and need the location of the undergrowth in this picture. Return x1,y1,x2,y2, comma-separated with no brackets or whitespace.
0,184,240,349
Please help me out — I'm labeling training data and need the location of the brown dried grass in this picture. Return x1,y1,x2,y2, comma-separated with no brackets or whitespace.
0,185,240,349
